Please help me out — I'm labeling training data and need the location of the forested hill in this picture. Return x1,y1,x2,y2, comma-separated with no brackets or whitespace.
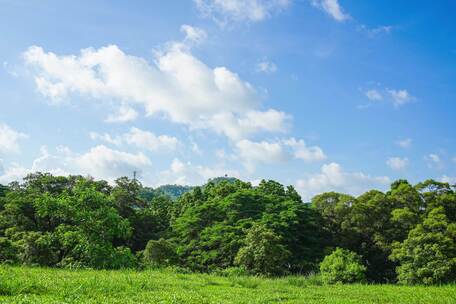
0,173,455,285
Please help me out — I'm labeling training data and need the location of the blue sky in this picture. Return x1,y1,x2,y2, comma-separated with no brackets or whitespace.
0,0,455,200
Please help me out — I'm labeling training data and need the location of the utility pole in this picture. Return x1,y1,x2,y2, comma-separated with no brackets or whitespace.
133,170,137,182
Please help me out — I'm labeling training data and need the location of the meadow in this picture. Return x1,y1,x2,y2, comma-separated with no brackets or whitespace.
1,266,455,304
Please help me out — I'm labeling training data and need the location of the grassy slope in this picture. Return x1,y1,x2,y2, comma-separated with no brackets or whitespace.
1,266,455,304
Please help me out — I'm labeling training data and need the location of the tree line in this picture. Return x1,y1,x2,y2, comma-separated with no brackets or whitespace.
0,173,454,285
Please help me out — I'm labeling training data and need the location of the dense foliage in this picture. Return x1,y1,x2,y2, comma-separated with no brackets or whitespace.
0,173,455,285
319,248,366,284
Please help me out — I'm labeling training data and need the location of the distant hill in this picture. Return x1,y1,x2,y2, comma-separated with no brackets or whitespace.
138,177,238,201
139,184,194,201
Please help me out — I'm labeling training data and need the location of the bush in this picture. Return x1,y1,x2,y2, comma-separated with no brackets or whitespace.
320,248,366,284
235,224,290,276
143,239,177,267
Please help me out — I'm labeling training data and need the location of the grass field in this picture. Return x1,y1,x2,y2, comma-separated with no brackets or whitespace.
1,266,455,304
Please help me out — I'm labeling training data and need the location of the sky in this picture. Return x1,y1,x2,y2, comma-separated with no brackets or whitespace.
0,0,455,201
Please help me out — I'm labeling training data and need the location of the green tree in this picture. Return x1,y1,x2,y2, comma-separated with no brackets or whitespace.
390,207,456,285
320,248,366,284
143,238,177,267
235,223,290,276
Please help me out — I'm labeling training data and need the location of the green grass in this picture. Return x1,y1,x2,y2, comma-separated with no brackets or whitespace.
1,266,455,304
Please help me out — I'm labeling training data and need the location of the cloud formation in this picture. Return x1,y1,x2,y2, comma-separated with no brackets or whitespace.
194,0,290,23
235,138,326,171
23,36,288,140
311,0,350,22
386,157,409,170
0,123,28,155
296,162,390,201
0,145,151,184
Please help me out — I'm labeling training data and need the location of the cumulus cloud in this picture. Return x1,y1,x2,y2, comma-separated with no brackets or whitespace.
235,138,325,171
387,89,413,107
181,24,207,44
0,145,152,184
386,157,409,170
256,60,277,74
296,162,390,201
311,0,350,22
89,132,122,146
157,157,240,186
104,105,138,123
440,175,456,185
194,0,290,24
23,34,288,140
283,138,326,162
90,127,179,152
425,153,443,169
397,138,412,149
365,89,382,101
0,123,28,155
123,127,179,152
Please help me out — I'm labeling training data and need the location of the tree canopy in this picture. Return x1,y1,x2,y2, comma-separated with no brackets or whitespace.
0,173,454,285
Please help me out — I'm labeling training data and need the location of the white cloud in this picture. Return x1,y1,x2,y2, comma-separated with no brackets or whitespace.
425,153,443,169
296,162,390,201
181,24,207,45
397,138,412,149
311,0,350,22
235,138,325,171
236,139,288,171
365,89,382,101
194,0,290,23
0,145,152,184
387,89,413,107
157,157,240,185
256,60,277,74
386,157,409,170
440,175,456,185
89,132,122,146
90,127,179,152
0,162,31,185
208,109,290,140
0,123,28,155
452,156,456,163
283,138,326,162
23,37,287,140
104,105,138,123
124,127,179,152
358,25,393,38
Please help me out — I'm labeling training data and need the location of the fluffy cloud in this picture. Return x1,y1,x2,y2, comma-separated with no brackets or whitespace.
386,157,409,170
440,175,456,185
0,123,28,155
181,24,207,44
256,60,277,74
387,89,413,107
194,0,290,23
157,158,240,185
283,138,326,162
235,138,325,171
23,35,288,140
425,153,443,169
0,145,152,184
311,0,350,22
124,128,179,152
296,162,390,201
397,138,412,149
90,127,179,152
104,105,138,123
365,89,382,101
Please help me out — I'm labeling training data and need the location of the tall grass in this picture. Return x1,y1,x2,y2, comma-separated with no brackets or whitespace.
1,266,455,303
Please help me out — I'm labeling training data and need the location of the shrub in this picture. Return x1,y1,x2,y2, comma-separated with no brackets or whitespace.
143,239,177,267
235,223,290,276
320,248,366,284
